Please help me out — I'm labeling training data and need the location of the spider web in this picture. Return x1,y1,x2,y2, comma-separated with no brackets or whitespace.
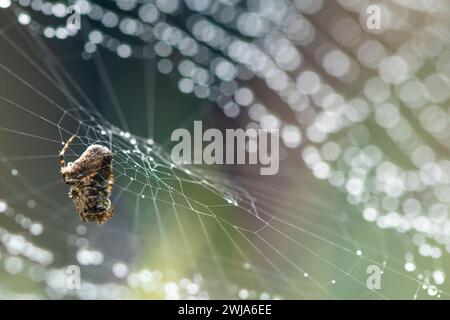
0,0,449,299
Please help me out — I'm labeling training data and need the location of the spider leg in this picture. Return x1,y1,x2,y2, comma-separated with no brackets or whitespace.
60,135,76,184
107,172,114,193
79,171,98,182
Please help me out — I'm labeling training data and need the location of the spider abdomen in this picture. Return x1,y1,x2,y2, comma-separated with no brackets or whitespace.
60,136,114,224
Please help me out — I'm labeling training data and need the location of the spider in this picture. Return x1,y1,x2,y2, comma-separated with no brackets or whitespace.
59,135,114,224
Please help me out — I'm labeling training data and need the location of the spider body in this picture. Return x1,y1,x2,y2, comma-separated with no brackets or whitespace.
59,136,114,224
